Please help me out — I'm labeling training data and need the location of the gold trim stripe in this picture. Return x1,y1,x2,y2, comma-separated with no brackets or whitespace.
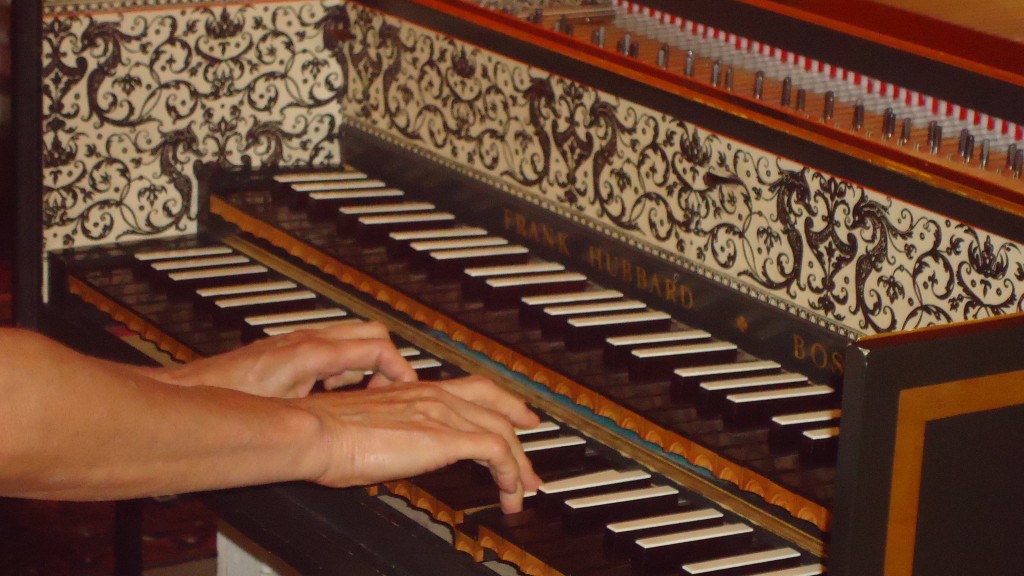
885,370,1024,575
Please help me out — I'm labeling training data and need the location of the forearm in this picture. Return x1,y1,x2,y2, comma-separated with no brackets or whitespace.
0,329,323,500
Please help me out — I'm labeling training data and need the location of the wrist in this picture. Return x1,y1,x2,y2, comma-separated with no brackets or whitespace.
286,397,332,485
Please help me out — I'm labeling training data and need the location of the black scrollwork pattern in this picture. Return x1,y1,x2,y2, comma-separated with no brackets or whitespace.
43,1,1024,336
336,3,1024,336
42,2,349,248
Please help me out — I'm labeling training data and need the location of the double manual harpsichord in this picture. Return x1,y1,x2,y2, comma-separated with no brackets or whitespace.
26,0,1024,575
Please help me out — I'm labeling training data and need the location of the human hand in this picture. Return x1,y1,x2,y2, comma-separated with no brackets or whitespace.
148,321,417,398
297,375,543,513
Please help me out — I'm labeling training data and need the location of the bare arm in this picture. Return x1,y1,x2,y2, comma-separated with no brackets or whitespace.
0,328,541,512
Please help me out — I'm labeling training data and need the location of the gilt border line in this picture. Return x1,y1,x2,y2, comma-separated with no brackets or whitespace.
884,370,1024,575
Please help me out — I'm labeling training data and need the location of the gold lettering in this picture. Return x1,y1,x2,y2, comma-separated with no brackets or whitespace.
649,274,664,299
542,224,555,248
832,351,845,376
793,334,807,361
678,285,694,309
636,265,648,290
663,277,678,305
515,213,528,238
605,252,620,277
810,343,829,369
621,259,632,284
557,232,570,256
586,246,602,270
502,208,515,232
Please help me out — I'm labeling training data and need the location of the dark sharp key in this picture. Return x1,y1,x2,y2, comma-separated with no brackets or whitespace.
356,212,457,239
722,385,836,428
565,311,673,350
428,245,531,277
541,299,647,335
798,426,840,465
681,547,803,575
671,360,781,402
768,409,841,452
211,290,319,321
305,188,405,220
633,523,753,574
521,289,623,323
695,373,808,416
628,342,738,381
605,508,724,554
564,485,680,532
167,264,270,294
604,330,711,366
242,308,351,342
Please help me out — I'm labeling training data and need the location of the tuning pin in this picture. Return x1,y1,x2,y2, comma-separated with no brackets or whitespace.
958,129,971,159
780,77,792,107
685,50,696,77
980,139,990,169
724,66,734,91
627,41,639,58
882,108,896,139
656,43,669,69
852,100,865,131
710,59,722,87
927,121,941,154
529,9,543,24
556,15,573,35
617,33,632,56
592,26,606,49
823,91,835,121
899,117,912,145
753,71,765,100
964,134,975,163
1006,143,1017,170
1014,149,1024,178
795,88,806,112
